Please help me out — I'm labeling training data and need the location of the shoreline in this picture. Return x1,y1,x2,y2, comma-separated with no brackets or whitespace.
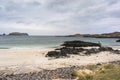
0,45,119,50
0,46,119,73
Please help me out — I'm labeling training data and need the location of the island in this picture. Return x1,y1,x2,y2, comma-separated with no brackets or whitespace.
8,32,29,36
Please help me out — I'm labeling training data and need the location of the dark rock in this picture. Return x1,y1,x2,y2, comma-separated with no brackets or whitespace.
0,78,2,80
45,51,60,57
61,40,101,48
99,47,113,51
85,48,100,55
45,51,67,58
46,46,119,58
46,47,86,58
96,63,102,66
116,39,120,42
46,41,119,58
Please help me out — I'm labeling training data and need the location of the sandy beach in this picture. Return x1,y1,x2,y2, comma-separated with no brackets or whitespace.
0,46,120,74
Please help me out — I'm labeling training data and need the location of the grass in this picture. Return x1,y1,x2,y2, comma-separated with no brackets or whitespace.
72,64,120,80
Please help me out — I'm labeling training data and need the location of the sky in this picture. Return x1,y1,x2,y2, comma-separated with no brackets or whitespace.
0,0,120,35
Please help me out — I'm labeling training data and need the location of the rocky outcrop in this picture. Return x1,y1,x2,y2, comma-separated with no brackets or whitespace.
46,46,120,58
46,47,85,58
8,32,29,36
61,40,101,47
46,40,120,58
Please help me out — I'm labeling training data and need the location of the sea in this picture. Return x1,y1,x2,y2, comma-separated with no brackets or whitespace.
0,36,119,49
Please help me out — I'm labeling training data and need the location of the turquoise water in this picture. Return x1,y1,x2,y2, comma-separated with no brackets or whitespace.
0,36,119,49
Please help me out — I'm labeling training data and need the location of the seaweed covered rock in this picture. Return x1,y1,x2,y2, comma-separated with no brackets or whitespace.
45,40,119,58
61,40,101,48
99,47,113,51
46,48,84,58
45,51,67,58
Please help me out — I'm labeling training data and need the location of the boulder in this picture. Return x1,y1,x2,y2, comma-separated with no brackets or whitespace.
45,51,67,58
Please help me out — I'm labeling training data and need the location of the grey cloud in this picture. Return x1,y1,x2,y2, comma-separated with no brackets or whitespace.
0,0,120,35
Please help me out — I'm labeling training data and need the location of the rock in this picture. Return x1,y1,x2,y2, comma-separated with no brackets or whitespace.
45,51,67,58
116,39,120,42
45,51,60,57
46,41,119,58
8,32,29,36
96,63,102,66
61,40,101,48
99,47,113,51
85,48,100,55
46,46,87,58
113,50,120,54
0,78,2,80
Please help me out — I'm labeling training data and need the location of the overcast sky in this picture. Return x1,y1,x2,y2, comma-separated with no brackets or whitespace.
0,0,120,35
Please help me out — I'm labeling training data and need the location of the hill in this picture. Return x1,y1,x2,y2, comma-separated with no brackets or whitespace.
68,32,120,38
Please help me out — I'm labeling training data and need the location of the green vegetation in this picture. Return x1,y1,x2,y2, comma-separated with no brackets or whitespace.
72,64,120,80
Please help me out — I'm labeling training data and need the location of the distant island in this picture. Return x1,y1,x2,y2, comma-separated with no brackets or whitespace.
8,32,29,36
0,32,29,36
67,32,120,38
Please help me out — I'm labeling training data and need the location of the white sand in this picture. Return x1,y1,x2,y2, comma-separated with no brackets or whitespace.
0,47,120,74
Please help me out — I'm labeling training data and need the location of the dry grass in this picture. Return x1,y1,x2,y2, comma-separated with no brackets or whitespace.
72,64,120,80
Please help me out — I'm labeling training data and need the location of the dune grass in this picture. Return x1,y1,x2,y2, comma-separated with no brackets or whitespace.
72,64,120,80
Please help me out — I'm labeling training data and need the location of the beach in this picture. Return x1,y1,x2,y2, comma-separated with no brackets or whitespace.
0,46,120,75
